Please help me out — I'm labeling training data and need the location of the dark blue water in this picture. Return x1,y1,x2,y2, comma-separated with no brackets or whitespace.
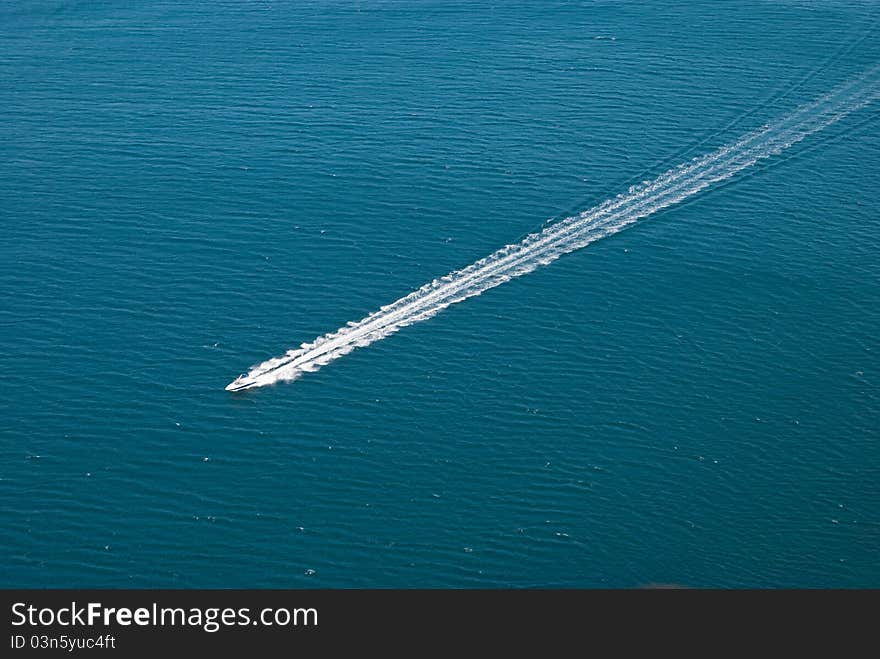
2,1,878,588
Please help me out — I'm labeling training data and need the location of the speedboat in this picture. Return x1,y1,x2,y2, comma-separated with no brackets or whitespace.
225,373,260,392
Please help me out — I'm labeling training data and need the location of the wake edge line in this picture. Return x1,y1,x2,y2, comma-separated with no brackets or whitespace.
235,67,880,388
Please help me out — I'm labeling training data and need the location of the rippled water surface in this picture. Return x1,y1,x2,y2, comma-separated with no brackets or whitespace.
1,1,878,587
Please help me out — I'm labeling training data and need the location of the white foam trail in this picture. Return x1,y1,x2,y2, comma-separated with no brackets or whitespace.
230,67,880,390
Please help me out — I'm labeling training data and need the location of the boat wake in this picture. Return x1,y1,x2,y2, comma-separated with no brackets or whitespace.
226,66,880,391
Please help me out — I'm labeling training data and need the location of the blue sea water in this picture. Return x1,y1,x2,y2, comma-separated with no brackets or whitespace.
1,1,878,588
